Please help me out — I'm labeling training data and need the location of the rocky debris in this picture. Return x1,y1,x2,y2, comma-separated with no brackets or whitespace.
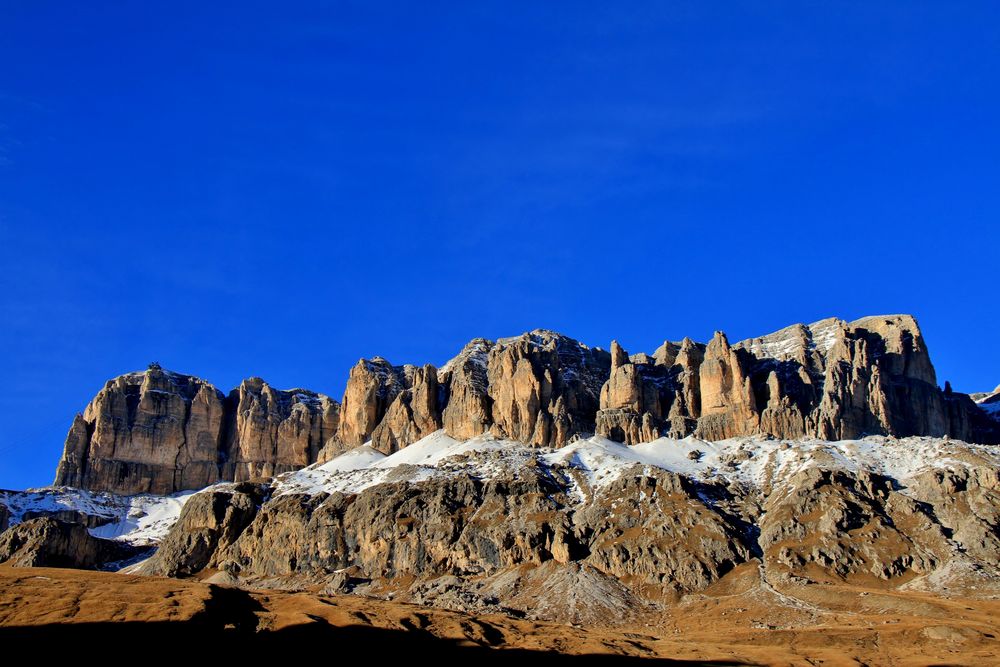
908,466,1000,565
414,561,649,625
0,518,136,569
211,465,578,581
222,378,339,481
54,367,227,496
0,504,8,533
575,468,752,593
147,461,753,600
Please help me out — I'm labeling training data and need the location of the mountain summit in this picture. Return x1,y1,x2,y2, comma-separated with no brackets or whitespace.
54,315,999,496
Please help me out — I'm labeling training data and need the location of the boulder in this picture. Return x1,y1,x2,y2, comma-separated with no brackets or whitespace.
0,518,136,569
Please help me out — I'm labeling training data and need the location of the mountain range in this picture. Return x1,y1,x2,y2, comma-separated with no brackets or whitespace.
2,313,1000,661
51,314,1000,496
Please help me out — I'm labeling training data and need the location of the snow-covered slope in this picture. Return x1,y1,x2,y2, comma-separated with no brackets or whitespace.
6,430,996,550
0,487,199,546
274,429,1000,500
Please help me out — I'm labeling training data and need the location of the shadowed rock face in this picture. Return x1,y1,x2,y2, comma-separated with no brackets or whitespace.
54,314,999,496
370,364,443,455
139,482,269,577
0,517,136,569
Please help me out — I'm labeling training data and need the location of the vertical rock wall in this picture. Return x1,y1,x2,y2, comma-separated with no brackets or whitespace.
54,314,998,496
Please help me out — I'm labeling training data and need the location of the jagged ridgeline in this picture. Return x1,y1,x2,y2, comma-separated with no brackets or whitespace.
55,314,999,495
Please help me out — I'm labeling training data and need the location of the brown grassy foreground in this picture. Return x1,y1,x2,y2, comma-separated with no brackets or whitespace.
1,565,998,665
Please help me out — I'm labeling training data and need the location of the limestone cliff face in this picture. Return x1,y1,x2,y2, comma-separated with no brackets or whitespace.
54,368,338,496
749,315,956,442
438,339,493,439
53,314,998,497
222,379,339,482
695,332,759,440
485,330,610,447
54,368,227,495
338,357,411,448
594,314,987,445
370,364,443,455
595,341,670,444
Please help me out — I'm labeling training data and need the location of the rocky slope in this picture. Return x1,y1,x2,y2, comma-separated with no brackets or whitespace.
99,429,998,622
52,315,999,497
0,517,138,569
8,423,1000,625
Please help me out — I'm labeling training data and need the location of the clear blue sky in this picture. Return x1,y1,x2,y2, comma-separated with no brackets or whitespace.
1,2,998,490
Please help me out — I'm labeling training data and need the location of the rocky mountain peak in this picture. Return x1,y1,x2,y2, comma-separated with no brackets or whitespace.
53,314,1000,495
609,341,629,370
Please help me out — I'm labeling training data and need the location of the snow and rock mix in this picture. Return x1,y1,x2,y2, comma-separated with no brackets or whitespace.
274,429,999,501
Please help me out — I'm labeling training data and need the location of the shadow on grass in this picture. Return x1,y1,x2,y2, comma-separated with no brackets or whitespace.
1,584,755,664
0,621,755,664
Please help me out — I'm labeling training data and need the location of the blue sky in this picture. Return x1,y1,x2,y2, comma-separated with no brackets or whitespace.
1,2,998,489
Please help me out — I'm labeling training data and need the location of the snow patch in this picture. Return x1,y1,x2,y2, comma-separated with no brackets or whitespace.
0,487,198,546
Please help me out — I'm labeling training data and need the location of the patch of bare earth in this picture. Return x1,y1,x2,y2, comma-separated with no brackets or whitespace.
1,565,998,665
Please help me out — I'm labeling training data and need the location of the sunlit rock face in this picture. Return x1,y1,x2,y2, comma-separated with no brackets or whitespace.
53,314,999,496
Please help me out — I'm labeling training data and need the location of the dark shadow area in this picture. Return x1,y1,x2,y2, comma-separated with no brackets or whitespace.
0,622,755,664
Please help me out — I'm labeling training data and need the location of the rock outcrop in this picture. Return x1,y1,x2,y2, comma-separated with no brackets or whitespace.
338,357,411,447
0,518,136,569
138,482,268,577
140,433,1000,608
595,341,671,444
54,367,227,495
485,330,610,447
53,314,999,497
144,463,752,595
695,332,759,440
575,469,751,592
222,379,339,481
760,468,940,581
